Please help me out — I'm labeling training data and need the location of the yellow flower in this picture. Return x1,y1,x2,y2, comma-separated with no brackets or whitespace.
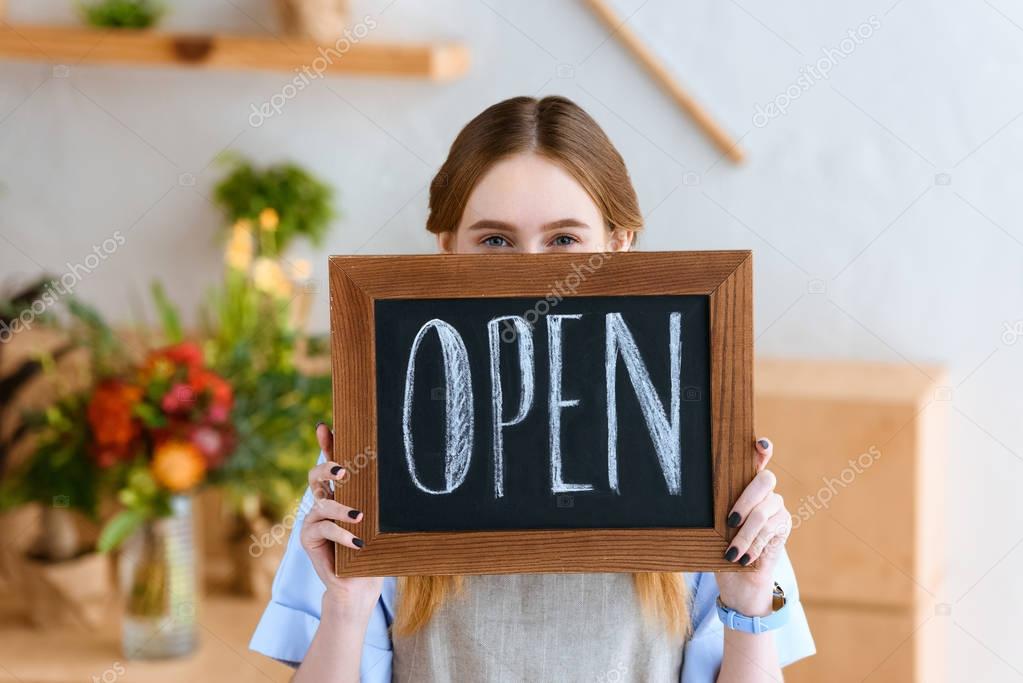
259,207,280,231
225,222,253,271
252,257,292,299
252,257,281,290
151,441,206,492
288,258,312,281
146,357,175,382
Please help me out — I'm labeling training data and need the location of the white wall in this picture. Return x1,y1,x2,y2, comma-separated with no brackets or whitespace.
3,0,1022,678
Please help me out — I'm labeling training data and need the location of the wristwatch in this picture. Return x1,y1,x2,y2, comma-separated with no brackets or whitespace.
716,582,790,634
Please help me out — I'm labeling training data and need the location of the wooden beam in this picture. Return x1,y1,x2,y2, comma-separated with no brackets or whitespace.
0,24,470,80
584,0,745,163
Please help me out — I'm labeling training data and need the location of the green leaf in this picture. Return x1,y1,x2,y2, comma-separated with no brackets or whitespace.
66,298,124,376
132,401,166,428
150,281,183,343
98,509,145,552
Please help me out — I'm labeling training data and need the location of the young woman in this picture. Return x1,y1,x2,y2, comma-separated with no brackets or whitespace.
250,96,815,682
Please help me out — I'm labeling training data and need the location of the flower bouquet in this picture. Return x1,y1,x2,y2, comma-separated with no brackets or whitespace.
88,340,235,658
95,341,235,549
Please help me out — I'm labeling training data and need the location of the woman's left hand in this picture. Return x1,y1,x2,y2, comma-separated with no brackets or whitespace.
714,437,792,616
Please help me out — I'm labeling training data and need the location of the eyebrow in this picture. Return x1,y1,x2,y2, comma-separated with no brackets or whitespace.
465,218,593,231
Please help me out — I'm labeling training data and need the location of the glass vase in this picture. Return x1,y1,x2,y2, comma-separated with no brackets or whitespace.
119,495,198,659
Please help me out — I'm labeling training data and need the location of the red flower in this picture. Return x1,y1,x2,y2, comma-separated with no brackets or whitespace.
143,342,204,382
87,380,142,467
187,367,233,416
161,383,196,415
208,402,230,424
158,342,204,368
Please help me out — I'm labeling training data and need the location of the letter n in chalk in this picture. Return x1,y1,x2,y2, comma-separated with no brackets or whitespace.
605,312,682,495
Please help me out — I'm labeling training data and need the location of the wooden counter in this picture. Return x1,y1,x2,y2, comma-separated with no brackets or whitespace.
0,592,292,683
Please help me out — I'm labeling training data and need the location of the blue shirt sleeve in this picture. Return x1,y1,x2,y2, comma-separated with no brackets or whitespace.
250,458,813,682
249,451,396,681
680,549,815,682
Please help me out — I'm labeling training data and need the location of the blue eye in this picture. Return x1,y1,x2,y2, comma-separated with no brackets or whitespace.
483,235,510,247
551,234,579,247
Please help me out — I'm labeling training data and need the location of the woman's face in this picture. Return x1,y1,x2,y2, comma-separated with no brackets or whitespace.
438,153,634,254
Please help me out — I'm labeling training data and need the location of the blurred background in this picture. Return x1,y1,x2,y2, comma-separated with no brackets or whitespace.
1,0,1021,681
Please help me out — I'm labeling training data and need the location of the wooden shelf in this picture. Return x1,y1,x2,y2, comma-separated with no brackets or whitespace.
0,24,470,80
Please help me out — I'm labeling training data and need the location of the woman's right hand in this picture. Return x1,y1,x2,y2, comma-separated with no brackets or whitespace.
300,422,383,617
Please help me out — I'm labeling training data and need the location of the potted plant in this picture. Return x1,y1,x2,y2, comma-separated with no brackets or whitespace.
213,153,334,260
202,155,335,597
78,0,166,30
0,295,120,629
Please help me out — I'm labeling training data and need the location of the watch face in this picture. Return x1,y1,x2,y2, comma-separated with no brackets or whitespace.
772,582,786,611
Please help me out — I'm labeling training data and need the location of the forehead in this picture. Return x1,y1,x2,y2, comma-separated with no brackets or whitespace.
460,153,602,228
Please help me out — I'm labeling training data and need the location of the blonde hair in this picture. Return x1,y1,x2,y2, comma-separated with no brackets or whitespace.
395,95,690,640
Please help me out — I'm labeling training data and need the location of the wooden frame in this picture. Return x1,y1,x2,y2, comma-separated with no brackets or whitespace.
329,250,755,576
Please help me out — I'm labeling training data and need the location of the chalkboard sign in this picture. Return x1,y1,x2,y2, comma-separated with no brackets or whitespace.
329,251,755,576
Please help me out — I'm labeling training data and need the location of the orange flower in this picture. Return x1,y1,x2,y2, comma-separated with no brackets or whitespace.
87,380,143,467
150,441,206,492
258,207,280,231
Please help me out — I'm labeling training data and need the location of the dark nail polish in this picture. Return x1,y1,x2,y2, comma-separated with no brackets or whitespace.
348,509,361,519
739,553,751,566
352,537,364,548
330,465,343,476
727,511,741,528
757,439,770,450
725,546,739,562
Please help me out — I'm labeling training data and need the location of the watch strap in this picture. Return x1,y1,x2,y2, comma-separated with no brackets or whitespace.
716,583,790,634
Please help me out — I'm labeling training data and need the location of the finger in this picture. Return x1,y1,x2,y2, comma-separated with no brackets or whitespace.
300,520,363,579
743,507,791,566
307,519,364,550
316,422,334,458
308,461,348,499
727,468,777,529
725,492,783,563
755,437,773,472
301,533,335,579
304,497,363,525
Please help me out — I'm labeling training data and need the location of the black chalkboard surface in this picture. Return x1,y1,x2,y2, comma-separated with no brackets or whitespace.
374,295,713,532
329,251,755,576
